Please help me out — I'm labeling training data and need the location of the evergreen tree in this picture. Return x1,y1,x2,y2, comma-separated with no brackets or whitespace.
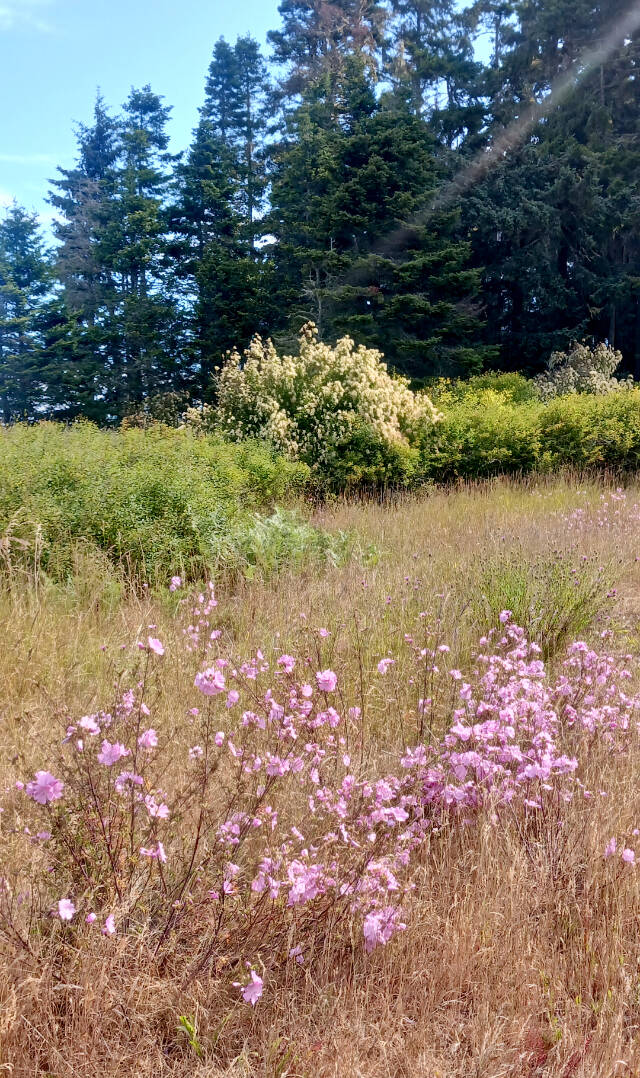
111,85,183,408
464,0,640,372
48,88,184,420
270,60,490,376
268,0,388,98
0,205,51,421
171,38,272,386
46,93,121,419
388,0,484,146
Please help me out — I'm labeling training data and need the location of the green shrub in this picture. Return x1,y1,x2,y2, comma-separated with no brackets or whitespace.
317,418,422,493
539,391,640,471
419,390,542,481
0,422,311,583
428,371,538,405
419,386,640,482
232,508,355,579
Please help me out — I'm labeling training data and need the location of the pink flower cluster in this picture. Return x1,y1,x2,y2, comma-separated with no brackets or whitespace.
14,583,640,1011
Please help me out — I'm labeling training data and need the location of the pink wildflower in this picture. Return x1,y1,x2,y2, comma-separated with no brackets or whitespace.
79,715,101,735
194,667,226,696
377,658,395,675
234,970,264,1006
144,794,170,819
140,843,167,863
277,654,296,674
622,848,636,864
114,771,143,793
85,912,96,924
102,914,116,935
169,576,182,591
363,907,406,952
316,669,338,692
97,740,130,767
604,837,617,858
137,728,158,750
57,898,75,921
148,636,165,655
26,771,64,805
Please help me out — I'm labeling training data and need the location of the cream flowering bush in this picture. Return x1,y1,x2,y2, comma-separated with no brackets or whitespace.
535,341,632,401
190,324,441,489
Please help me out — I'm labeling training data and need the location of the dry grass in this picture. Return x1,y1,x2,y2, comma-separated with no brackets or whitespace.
3,476,640,1076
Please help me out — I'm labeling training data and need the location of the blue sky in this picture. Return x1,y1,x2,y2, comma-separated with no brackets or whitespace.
0,0,281,225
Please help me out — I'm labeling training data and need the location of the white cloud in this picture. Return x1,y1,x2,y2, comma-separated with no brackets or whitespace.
0,0,54,33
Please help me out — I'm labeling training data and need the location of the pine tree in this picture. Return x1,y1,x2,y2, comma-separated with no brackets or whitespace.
388,0,482,140
48,88,184,420
0,204,51,421
111,85,183,409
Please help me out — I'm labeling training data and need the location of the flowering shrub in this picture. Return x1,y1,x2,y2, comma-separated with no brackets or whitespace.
189,324,441,489
3,584,640,1010
535,341,631,400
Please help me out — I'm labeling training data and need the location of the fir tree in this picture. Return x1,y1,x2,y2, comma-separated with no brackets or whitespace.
0,205,51,421
465,0,640,372
171,38,272,386
47,93,123,419
270,60,490,376
268,0,388,98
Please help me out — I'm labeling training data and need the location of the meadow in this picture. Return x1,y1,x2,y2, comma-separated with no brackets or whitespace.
3,472,640,1076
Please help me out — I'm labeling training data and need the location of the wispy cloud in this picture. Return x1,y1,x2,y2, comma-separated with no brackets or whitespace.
0,152,57,165
0,0,55,33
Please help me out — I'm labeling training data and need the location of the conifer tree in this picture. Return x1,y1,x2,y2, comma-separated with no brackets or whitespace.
464,0,640,372
388,0,482,143
48,89,184,420
268,0,388,98
270,59,490,376
172,37,272,386
46,93,121,418
0,205,51,421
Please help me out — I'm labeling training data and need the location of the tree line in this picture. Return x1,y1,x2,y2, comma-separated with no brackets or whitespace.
2,0,640,424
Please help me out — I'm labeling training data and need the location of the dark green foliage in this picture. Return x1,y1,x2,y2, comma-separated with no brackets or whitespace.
464,0,640,375
0,205,51,422
268,0,388,96
5,0,640,412
171,36,273,383
269,60,490,377
47,90,186,422
316,417,421,493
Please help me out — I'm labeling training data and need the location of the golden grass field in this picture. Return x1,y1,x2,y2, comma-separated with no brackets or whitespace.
3,477,640,1077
